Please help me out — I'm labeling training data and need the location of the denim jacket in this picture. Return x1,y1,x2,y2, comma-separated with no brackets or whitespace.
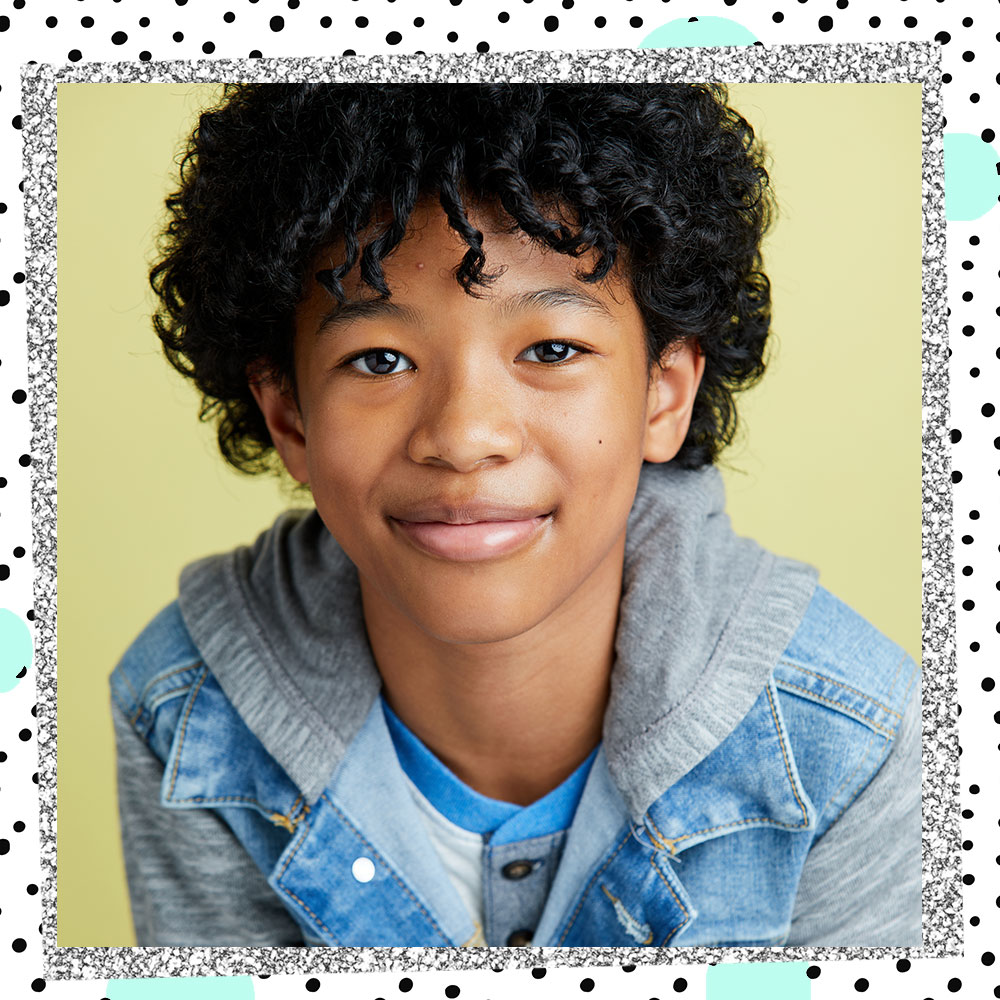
111,465,921,947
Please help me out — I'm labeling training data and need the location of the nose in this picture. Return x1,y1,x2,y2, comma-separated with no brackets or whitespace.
407,365,524,472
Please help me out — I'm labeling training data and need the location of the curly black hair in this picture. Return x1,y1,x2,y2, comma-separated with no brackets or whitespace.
150,83,773,474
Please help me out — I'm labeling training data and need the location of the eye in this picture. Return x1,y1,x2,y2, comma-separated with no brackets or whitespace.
347,348,416,376
519,341,586,364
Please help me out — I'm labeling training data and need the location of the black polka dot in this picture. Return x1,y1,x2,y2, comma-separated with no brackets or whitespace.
904,16,917,27
0,17,9,31
399,980,413,993
498,12,509,22
30,980,45,993
983,403,995,417
446,31,458,41
983,952,996,966
12,938,26,952
595,16,606,27
953,471,963,484
836,0,848,7
962,51,974,62
26,884,37,895
139,50,151,60
172,31,183,41
387,31,402,44
580,981,594,993
773,12,784,22
983,129,996,143
531,970,546,980
818,16,833,30
963,16,973,26
984,678,996,691
971,368,980,377
111,30,127,44
224,12,235,22
544,15,559,30
970,784,979,793
12,820,24,832
971,94,981,103
896,959,910,972
630,16,643,27
13,272,25,283
951,428,962,443
320,17,331,27
18,728,30,741
81,16,94,28
305,980,320,994
854,980,869,993
355,15,368,26
139,16,150,26
870,16,881,27
444,987,460,999
12,115,23,130
947,979,962,993
673,979,687,993
45,16,57,27
202,41,215,53
0,841,8,856
270,15,284,31
19,454,30,467
806,966,821,979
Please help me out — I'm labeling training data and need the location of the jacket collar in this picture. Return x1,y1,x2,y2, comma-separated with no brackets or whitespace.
177,463,818,820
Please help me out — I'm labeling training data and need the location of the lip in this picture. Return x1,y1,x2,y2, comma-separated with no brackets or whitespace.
389,501,553,562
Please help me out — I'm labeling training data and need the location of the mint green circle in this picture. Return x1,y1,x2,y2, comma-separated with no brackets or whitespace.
640,16,758,48
0,608,32,694
944,133,1000,221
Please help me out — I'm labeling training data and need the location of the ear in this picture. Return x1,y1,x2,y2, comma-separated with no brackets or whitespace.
248,370,310,484
642,339,706,464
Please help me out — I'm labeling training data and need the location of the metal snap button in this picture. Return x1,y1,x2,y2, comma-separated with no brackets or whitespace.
506,928,534,946
501,859,536,880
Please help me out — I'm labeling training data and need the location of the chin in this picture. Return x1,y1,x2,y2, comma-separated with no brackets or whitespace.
404,597,552,647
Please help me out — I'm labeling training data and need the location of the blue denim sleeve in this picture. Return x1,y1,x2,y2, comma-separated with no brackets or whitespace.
786,672,922,946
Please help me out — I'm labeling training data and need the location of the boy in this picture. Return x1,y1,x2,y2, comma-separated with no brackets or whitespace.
111,83,920,948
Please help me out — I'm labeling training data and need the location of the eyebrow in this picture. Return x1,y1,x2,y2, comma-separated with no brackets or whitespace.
314,285,613,337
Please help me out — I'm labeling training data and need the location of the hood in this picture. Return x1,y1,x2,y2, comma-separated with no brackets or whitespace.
178,463,818,820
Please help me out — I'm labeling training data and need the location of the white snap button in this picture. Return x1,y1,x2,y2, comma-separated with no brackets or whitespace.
352,856,375,883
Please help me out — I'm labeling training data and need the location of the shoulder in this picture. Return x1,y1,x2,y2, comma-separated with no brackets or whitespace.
775,584,919,735
771,585,919,837
110,601,206,759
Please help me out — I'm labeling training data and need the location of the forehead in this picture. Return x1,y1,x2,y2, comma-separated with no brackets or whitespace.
300,198,634,323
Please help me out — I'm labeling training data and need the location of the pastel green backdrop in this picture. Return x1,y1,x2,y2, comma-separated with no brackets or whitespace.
56,82,922,945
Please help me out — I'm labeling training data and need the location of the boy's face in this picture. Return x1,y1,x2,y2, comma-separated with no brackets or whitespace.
253,199,703,646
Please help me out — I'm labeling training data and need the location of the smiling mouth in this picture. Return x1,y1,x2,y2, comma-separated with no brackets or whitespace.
389,504,553,562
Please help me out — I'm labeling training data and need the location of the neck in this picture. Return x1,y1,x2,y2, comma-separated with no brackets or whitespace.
361,538,624,806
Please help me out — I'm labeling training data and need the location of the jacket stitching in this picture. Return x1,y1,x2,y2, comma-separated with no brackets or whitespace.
166,668,209,800
649,854,691,944
765,681,810,825
282,886,341,946
271,814,341,945
822,730,877,823
118,669,140,705
774,679,897,738
557,829,633,945
137,662,204,714
321,793,451,945
779,659,903,719
646,813,809,854
829,733,889,828
148,684,195,714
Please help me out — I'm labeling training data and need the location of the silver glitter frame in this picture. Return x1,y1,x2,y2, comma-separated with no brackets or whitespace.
24,45,955,980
